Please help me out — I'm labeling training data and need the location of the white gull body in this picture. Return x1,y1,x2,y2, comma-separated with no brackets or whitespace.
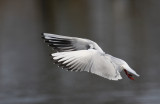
42,33,139,81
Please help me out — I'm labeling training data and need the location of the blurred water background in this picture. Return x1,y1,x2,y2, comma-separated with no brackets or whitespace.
0,0,160,104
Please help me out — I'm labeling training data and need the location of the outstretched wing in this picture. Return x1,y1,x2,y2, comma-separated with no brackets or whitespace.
52,49,122,80
42,33,93,52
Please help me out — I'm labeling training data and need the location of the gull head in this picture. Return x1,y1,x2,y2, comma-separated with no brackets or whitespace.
120,60,140,80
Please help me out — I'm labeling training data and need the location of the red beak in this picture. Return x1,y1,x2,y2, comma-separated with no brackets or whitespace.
124,69,134,80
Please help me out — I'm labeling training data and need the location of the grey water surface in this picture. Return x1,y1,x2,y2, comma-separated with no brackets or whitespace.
0,0,160,104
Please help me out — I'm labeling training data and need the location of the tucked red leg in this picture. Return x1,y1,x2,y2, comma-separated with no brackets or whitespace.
124,69,134,80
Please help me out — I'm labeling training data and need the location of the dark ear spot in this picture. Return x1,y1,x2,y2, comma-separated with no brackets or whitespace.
88,44,95,49
86,44,90,49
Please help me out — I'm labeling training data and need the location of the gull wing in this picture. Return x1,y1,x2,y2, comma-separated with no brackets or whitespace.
52,49,122,80
42,33,93,52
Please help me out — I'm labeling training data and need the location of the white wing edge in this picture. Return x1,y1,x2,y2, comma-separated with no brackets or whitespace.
51,49,122,81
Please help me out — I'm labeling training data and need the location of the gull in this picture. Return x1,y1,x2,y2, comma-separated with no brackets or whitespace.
42,33,140,81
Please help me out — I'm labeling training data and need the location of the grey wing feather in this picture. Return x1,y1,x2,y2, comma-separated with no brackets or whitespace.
42,33,92,52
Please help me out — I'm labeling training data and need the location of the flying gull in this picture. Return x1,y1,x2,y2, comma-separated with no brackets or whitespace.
42,33,139,80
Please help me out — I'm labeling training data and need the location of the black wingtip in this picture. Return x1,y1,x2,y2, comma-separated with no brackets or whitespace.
48,44,54,47
41,33,45,39
45,40,50,43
